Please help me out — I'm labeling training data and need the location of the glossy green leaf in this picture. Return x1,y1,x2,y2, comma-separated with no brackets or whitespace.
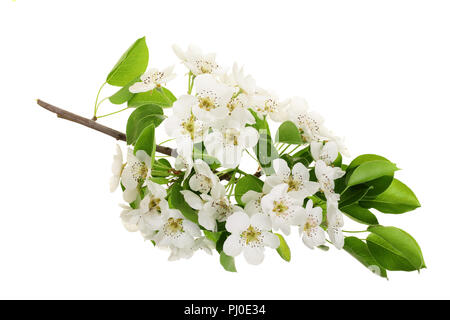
107,37,149,86
360,179,421,214
204,230,222,244
339,185,373,209
347,160,398,187
126,104,164,145
343,237,388,278
275,233,291,262
275,121,303,144
367,225,425,271
234,175,264,206
340,204,379,225
128,87,177,108
109,77,139,105
220,251,237,272
167,182,198,223
133,124,155,162
347,154,390,171
149,177,170,184
254,132,279,175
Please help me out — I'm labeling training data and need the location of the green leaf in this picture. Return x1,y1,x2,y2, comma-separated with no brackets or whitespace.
347,154,390,171
292,146,313,167
249,109,271,135
107,37,149,86
339,185,373,209
343,237,388,278
149,177,170,184
133,124,156,162
128,87,177,108
254,132,279,175
126,104,164,145
340,204,379,225
360,179,421,214
234,175,264,206
275,121,303,144
109,77,139,105
275,233,291,262
204,230,222,244
220,251,237,272
347,160,398,187
367,225,425,271
167,181,198,223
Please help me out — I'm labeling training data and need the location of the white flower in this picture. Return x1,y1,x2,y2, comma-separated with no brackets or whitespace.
221,63,256,96
287,97,327,142
315,160,345,203
327,202,345,250
168,237,215,261
264,158,320,201
223,212,280,265
121,149,152,203
119,204,142,233
172,44,220,76
310,141,338,165
224,94,255,126
250,90,290,122
241,190,265,216
153,209,201,249
204,124,259,168
189,159,219,194
139,181,169,230
110,144,124,192
298,200,326,249
192,74,234,123
260,184,304,235
174,154,193,183
181,183,242,231
129,66,176,93
164,94,209,158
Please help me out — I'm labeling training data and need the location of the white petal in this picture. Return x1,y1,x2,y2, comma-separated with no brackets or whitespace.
183,220,201,237
250,214,271,231
223,234,243,257
263,232,280,249
129,81,153,93
240,127,259,148
180,190,203,210
241,190,261,204
198,209,217,231
272,158,290,180
243,247,265,265
123,187,138,203
292,162,309,182
211,183,226,199
225,211,250,234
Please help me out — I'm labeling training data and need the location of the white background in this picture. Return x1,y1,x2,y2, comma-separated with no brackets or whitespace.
0,0,449,299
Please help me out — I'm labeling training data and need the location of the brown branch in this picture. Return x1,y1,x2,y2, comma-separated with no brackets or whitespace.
36,99,263,181
36,99,176,157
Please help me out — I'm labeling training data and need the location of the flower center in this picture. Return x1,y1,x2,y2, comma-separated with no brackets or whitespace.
304,217,318,236
195,60,217,74
132,162,148,182
165,217,184,235
223,129,240,146
273,200,288,216
212,198,233,221
240,225,262,245
285,175,301,192
148,196,161,213
198,96,216,111
181,115,197,140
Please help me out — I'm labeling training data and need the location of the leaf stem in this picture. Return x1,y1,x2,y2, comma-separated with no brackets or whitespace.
343,230,369,234
93,81,107,118
97,106,130,119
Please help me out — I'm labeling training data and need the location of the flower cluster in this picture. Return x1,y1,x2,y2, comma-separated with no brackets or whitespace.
103,39,423,275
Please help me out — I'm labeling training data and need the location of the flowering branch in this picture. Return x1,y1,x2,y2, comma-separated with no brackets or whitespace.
36,99,175,157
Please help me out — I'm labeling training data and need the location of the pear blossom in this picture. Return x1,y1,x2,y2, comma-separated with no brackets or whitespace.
138,181,169,230
119,204,142,233
168,237,215,261
221,63,256,97
164,94,208,157
121,149,152,203
224,94,255,126
327,202,345,249
315,160,345,203
110,144,124,192
204,124,259,168
189,159,220,194
153,209,201,249
241,190,265,216
181,183,242,231
250,90,290,122
223,211,280,265
310,141,339,165
129,66,176,93
192,74,234,123
260,184,305,235
174,154,193,183
264,158,320,201
298,200,326,249
172,44,220,76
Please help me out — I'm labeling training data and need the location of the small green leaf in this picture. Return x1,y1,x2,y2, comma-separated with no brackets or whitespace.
109,77,139,105
126,104,164,145
204,230,222,244
360,179,421,214
128,87,177,108
167,181,198,223
339,185,373,209
107,37,149,86
149,177,170,184
347,154,390,171
234,175,264,206
133,124,156,162
275,233,291,262
254,132,279,175
340,204,379,225
220,251,237,272
343,237,388,278
275,121,303,144
347,160,398,187
367,225,425,271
